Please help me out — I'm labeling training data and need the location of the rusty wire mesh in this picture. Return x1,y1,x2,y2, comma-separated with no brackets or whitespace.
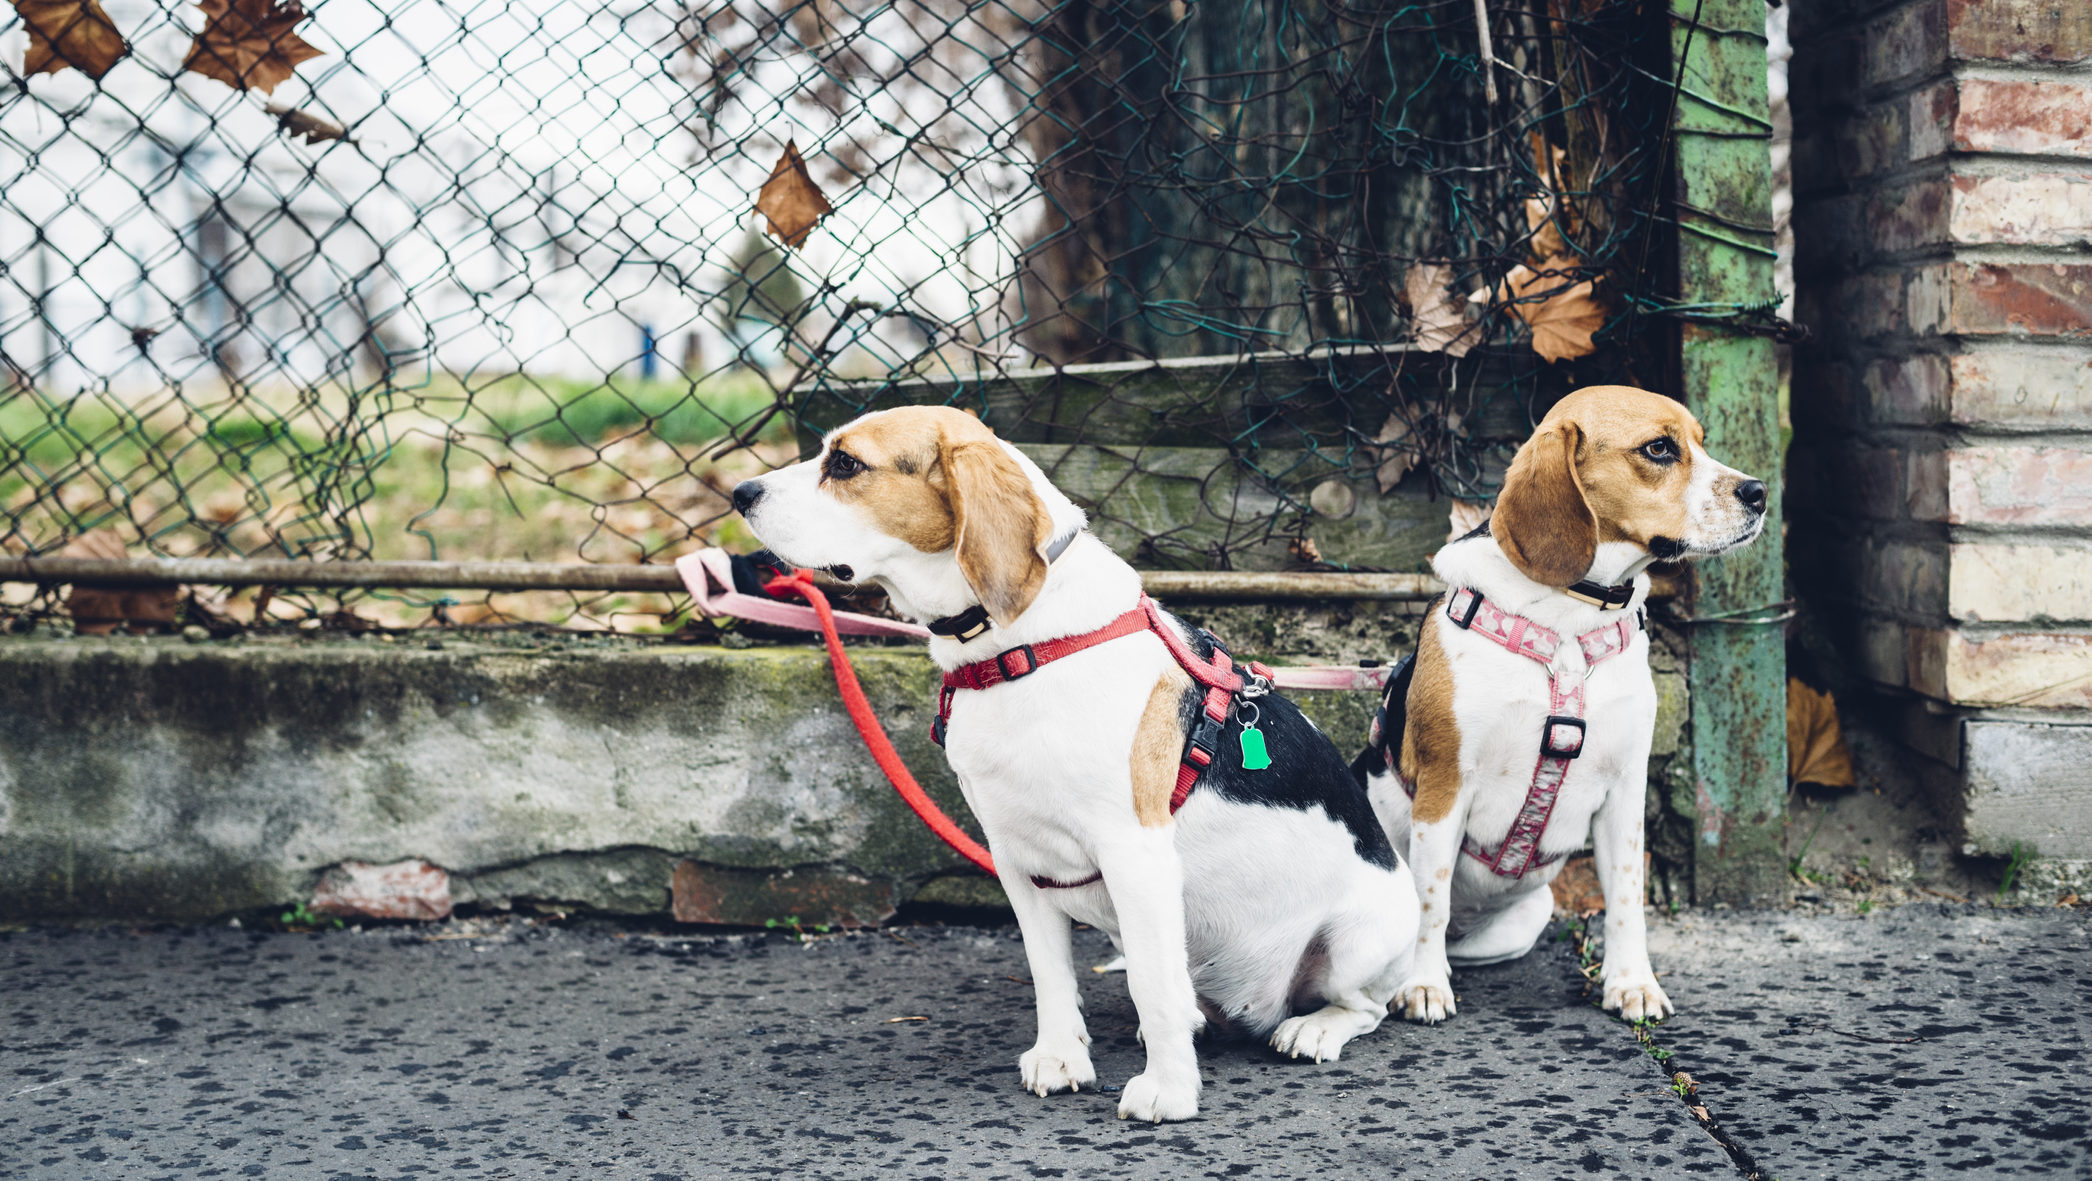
0,0,1753,632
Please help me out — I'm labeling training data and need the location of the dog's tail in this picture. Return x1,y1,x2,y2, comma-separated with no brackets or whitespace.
1351,651,1415,786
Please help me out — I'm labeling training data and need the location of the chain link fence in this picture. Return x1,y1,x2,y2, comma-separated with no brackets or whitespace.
1,0,1746,632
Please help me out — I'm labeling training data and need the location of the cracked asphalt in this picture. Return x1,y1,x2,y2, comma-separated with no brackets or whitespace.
3,906,2087,1179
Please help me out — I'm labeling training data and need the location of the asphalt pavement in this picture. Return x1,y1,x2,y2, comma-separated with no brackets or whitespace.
3,906,2086,1179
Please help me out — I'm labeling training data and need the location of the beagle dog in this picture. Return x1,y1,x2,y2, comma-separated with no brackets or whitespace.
731,406,1418,1123
1356,386,1766,1025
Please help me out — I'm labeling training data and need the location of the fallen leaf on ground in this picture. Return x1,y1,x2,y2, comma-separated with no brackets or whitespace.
266,102,348,144
17,0,129,79
1288,536,1323,565
755,140,833,249
61,529,179,635
1403,262,1478,357
1498,256,1605,364
182,0,324,95
1372,413,1416,493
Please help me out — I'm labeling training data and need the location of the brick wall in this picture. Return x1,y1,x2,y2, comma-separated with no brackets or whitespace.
1789,0,2092,858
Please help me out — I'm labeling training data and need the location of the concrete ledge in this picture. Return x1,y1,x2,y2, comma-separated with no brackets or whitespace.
0,635,991,924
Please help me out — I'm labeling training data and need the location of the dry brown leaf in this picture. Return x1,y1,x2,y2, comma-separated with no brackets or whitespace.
1500,256,1605,364
755,140,833,250
1446,498,1490,543
1525,132,1573,261
60,529,179,635
1372,413,1416,493
182,0,324,95
266,101,348,144
17,0,129,79
1402,262,1477,358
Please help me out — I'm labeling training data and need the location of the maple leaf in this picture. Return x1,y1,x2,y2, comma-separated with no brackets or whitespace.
1499,256,1605,364
182,0,324,96
266,101,349,144
1402,262,1479,358
17,0,129,79
755,140,833,250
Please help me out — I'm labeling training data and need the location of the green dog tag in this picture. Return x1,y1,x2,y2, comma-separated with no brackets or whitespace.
1239,726,1272,771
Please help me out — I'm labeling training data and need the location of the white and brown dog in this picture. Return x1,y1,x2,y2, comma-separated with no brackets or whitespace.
1356,386,1766,1025
732,406,1418,1123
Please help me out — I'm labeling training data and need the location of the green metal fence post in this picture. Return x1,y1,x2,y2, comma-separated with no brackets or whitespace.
1670,0,1787,905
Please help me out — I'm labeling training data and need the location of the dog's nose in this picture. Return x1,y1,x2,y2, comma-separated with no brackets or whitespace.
1735,479,1767,515
731,480,764,516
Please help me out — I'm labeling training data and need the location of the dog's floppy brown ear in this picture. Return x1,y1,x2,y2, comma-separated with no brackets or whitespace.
1492,421,1596,586
941,436,1050,626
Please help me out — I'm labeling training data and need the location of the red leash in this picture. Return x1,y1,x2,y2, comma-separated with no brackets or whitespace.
762,570,998,876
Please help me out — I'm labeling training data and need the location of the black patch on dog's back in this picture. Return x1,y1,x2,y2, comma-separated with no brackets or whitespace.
1176,621,1396,869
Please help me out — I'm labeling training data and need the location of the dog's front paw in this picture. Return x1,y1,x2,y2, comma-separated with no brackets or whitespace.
1269,1008,1373,1063
1396,975,1457,1024
1602,974,1673,1022
1019,1040,1096,1097
1116,1071,1199,1123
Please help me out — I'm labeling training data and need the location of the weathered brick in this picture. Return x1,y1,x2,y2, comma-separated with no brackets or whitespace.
1949,347,2092,427
1914,628,2092,708
1947,262,2092,338
1864,352,1951,423
671,860,897,928
1945,443,2092,524
1947,0,2092,64
1906,447,1951,519
1909,80,1958,160
1868,177,1952,253
1949,542,2092,622
1862,538,1950,614
1955,78,2092,157
1790,33,1866,119
1835,445,1909,519
1903,264,1952,335
1868,3,1949,86
312,859,453,922
1859,617,1912,689
1949,171,2092,246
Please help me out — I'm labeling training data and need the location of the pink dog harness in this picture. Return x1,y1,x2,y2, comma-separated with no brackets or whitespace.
1383,587,1640,879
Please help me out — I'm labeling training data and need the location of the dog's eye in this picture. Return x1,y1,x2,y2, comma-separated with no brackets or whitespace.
1639,437,1677,464
824,450,864,480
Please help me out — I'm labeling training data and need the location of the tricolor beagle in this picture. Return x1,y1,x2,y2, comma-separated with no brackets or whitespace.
1356,386,1766,1024
732,406,1418,1123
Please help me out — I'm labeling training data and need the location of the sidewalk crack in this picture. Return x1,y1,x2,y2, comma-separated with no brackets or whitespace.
1561,915,1767,1180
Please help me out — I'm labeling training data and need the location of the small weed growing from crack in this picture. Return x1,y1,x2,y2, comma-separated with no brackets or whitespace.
765,915,831,943
1997,842,2034,902
1856,898,1873,915
278,902,342,931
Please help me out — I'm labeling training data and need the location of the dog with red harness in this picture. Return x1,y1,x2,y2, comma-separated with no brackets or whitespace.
1355,385,1767,1025
731,405,1418,1124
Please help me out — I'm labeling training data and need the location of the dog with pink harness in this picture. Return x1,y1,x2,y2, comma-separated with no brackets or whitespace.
1355,386,1767,1025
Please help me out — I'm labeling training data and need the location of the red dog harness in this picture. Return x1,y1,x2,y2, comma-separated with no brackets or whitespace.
933,595,1271,890
1385,587,1640,879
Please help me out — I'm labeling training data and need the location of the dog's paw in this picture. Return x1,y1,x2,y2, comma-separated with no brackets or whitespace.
1396,976,1456,1024
1116,1071,1199,1123
1602,974,1673,1022
1269,1008,1373,1063
1019,1041,1096,1097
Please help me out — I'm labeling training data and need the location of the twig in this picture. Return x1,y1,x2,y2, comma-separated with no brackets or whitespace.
1471,0,1498,105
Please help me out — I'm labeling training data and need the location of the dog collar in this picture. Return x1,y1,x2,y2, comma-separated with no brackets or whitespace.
1563,578,1636,610
926,528,1083,642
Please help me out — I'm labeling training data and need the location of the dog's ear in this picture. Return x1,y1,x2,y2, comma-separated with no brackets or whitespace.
941,436,1050,626
1492,420,1596,586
